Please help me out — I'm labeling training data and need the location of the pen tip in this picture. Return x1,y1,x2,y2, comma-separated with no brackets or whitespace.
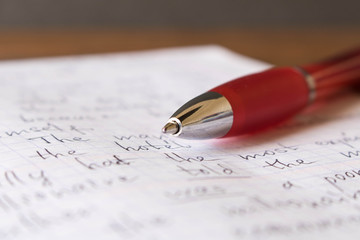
162,120,180,135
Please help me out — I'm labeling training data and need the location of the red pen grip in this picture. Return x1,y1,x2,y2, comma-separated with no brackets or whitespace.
211,67,309,137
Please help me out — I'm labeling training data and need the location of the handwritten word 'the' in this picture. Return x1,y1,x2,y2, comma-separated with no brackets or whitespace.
263,158,315,170
31,148,86,160
164,152,220,163
28,134,89,144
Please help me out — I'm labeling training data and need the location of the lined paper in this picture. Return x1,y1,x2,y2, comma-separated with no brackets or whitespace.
0,46,360,239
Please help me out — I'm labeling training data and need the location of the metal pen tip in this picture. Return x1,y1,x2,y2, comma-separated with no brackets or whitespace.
162,118,181,136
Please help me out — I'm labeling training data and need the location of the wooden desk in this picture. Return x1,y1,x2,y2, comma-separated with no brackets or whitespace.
0,28,359,65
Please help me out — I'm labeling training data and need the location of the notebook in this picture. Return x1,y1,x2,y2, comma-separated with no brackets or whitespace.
0,45,360,240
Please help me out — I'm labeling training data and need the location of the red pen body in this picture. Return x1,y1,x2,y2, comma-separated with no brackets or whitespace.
163,47,360,139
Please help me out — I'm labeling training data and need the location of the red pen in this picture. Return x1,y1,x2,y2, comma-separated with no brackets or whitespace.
162,47,360,139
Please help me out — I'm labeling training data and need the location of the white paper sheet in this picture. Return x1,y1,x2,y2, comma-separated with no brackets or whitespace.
0,45,360,240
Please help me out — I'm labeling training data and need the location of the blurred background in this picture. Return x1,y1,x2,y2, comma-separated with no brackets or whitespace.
1,0,359,28
0,0,359,64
